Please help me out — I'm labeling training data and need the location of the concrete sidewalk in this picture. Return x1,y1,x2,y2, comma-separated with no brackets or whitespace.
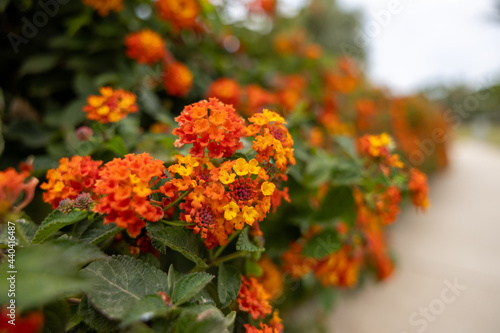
329,140,500,333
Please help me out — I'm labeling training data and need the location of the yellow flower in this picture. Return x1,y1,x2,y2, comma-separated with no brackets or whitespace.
247,159,261,175
219,169,236,185
223,201,239,220
261,182,276,196
242,206,259,225
232,158,249,176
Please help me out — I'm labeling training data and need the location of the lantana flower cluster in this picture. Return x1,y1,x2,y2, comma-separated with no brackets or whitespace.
83,87,138,124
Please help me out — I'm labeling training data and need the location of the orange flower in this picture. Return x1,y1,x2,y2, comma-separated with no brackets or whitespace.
314,246,361,287
156,0,200,30
237,276,272,320
376,186,401,225
82,0,123,16
163,61,193,97
358,133,403,169
269,309,284,332
83,87,138,124
206,78,242,108
149,122,171,134
93,153,165,237
173,98,246,158
303,43,322,60
244,323,279,333
255,257,284,300
0,168,38,220
243,85,276,116
125,29,166,65
364,228,394,280
249,0,277,15
41,156,102,209
165,156,274,248
246,109,295,171
409,168,429,211
282,242,316,278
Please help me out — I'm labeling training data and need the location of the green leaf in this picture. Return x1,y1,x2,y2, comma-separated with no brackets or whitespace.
175,305,233,333
122,295,171,326
302,229,341,259
335,136,358,157
217,264,241,307
78,296,119,332
312,186,354,222
236,228,264,252
330,159,363,185
80,255,168,320
79,217,122,245
0,241,97,311
244,258,263,277
147,223,208,269
32,210,88,244
171,272,214,306
105,136,128,156
19,54,59,76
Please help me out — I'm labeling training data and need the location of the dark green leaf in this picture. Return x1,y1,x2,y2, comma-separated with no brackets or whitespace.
236,228,264,253
217,264,241,307
80,256,169,320
171,273,214,306
105,136,128,156
147,223,208,268
32,210,88,244
79,217,122,245
302,229,341,259
78,296,119,332
19,54,59,76
175,305,233,333
122,295,171,326
313,186,354,222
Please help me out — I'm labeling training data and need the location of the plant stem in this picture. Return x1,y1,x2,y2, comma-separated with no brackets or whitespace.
210,251,247,267
160,220,194,227
165,190,191,211
213,229,242,259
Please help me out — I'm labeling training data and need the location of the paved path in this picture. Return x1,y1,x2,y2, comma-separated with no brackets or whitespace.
329,140,500,333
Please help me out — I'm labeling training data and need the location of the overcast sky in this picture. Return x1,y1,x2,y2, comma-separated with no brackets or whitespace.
334,0,500,94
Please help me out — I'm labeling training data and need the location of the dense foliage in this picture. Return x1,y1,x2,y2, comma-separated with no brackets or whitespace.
0,0,449,332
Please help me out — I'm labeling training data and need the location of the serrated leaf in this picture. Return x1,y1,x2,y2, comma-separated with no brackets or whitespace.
236,228,264,253
78,296,119,332
312,186,354,222
217,264,241,307
79,217,122,245
32,210,88,244
122,295,171,326
0,241,95,311
147,223,208,268
302,229,341,259
171,273,214,306
245,258,263,277
80,256,169,320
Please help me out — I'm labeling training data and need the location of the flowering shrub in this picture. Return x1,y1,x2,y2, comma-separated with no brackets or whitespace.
0,0,447,332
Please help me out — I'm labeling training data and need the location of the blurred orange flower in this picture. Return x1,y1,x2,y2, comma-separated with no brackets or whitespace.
82,0,123,16
206,78,242,108
0,168,38,220
125,29,166,64
83,87,138,123
163,61,193,97
156,0,200,30
237,276,272,320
